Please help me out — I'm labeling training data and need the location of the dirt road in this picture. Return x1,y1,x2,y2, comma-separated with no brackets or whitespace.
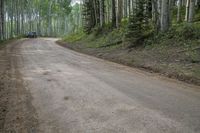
1,38,200,133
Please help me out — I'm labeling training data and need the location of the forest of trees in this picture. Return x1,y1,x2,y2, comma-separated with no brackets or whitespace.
81,0,200,30
81,0,200,44
0,0,82,41
0,0,200,42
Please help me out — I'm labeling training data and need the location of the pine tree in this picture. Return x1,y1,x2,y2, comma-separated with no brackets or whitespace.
82,0,94,33
124,0,146,46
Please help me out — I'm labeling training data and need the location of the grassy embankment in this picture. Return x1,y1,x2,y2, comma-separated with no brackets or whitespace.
59,22,200,86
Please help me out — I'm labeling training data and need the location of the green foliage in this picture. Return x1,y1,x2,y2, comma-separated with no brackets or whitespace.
63,30,86,43
145,22,200,46
124,1,149,47
67,3,82,33
186,50,200,63
124,14,143,45
63,27,124,49
82,0,94,34
174,23,200,39
195,7,200,21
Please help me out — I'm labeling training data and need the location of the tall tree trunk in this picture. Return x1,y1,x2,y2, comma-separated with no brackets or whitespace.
11,1,14,38
124,0,128,18
161,0,170,32
185,0,190,21
0,0,4,40
99,0,105,27
177,0,182,22
128,0,131,16
117,0,123,28
16,0,20,35
152,0,160,32
112,0,117,28
93,0,98,26
189,0,195,22
48,1,52,36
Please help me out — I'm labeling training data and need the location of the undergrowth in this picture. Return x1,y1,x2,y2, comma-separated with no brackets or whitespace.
64,22,200,49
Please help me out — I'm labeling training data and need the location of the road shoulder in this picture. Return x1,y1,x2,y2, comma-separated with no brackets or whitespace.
57,40,200,86
0,40,39,132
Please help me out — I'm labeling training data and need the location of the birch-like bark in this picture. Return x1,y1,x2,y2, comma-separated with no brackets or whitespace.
161,0,170,32
189,0,195,22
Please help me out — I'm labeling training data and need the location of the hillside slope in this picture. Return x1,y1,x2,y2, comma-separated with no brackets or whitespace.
59,23,200,85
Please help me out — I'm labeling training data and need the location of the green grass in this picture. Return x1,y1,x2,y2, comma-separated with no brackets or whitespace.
63,22,200,56
63,31,86,43
64,22,200,48
63,27,124,49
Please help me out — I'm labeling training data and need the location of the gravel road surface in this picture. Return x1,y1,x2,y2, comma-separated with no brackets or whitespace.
1,38,200,133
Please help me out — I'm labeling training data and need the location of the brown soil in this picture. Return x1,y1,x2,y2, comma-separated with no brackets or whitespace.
0,49,10,132
0,40,39,133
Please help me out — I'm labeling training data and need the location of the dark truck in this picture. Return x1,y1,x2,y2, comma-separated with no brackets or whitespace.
26,32,37,38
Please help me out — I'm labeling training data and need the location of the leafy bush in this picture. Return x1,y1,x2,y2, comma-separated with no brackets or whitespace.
174,23,200,39
63,31,85,43
144,22,200,48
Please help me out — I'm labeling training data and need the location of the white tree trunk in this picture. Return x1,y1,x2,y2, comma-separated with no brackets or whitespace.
99,0,105,27
185,0,190,21
189,0,195,22
161,0,170,32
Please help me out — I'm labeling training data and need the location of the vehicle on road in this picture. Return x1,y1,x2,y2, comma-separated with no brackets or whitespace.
26,32,37,38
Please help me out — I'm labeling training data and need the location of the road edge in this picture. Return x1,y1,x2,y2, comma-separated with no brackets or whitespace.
0,39,39,132
56,40,200,87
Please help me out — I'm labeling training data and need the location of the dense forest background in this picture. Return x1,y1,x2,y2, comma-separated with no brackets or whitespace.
0,0,200,41
0,0,81,39
75,0,200,46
